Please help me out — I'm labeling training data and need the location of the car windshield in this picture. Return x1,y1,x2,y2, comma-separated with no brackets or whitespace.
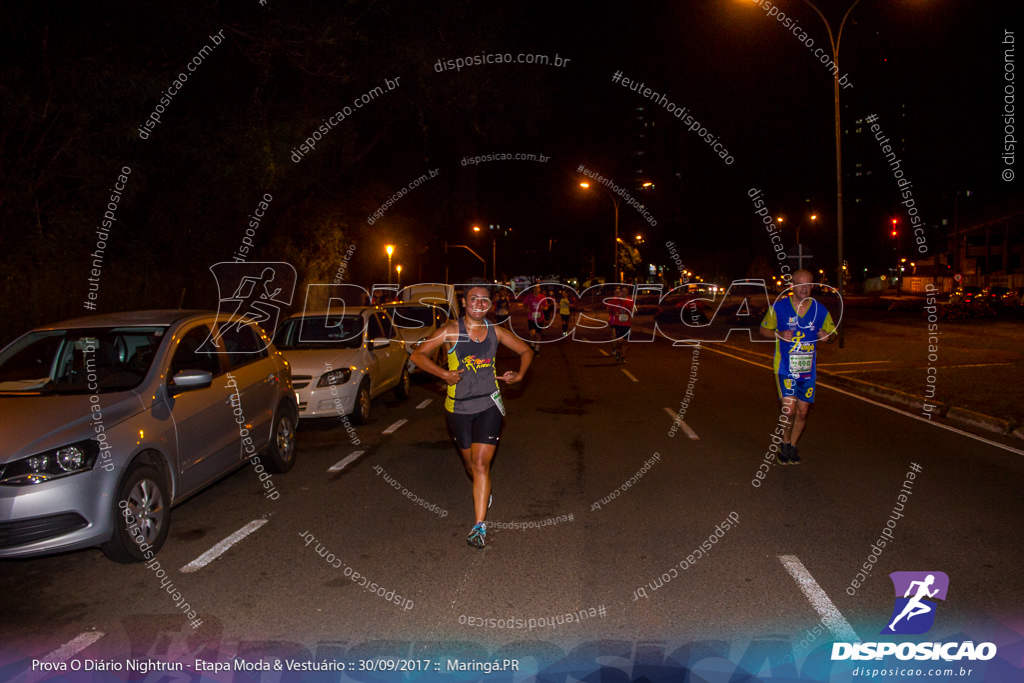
0,326,167,394
388,306,433,329
274,316,364,350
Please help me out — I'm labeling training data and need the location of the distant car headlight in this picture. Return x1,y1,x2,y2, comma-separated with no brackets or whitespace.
0,440,100,486
317,368,352,387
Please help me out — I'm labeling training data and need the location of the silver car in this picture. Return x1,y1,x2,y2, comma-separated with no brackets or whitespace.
273,307,409,424
0,310,297,562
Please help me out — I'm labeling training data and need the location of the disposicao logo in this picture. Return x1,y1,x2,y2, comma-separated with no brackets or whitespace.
882,570,948,635
831,571,997,662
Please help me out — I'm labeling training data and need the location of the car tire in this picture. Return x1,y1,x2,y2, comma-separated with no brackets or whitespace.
101,463,170,563
353,378,371,425
394,366,410,400
266,401,297,473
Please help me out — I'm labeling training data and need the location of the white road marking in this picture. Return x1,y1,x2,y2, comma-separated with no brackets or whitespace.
180,520,268,573
916,362,1013,370
11,631,105,683
663,407,700,440
779,554,860,643
329,450,365,472
382,418,408,434
621,368,639,382
416,399,433,409
702,345,1024,457
818,360,893,366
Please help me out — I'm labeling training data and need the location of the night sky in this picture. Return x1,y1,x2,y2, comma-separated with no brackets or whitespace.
1,0,1018,334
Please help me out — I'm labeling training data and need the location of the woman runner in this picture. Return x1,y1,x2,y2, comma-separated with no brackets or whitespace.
411,279,533,548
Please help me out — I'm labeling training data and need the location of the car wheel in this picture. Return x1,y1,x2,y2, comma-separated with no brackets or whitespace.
353,379,371,424
101,463,170,563
394,366,410,400
266,402,297,473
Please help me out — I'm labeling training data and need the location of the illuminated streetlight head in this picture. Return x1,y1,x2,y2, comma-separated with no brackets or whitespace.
385,244,394,257
580,182,590,188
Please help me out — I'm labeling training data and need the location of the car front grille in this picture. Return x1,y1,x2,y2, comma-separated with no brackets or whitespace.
0,512,89,549
293,375,313,389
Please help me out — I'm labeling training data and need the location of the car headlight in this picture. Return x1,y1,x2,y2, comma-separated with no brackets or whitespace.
0,440,100,486
317,368,352,387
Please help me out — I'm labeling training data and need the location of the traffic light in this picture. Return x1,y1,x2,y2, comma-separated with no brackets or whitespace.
891,218,898,237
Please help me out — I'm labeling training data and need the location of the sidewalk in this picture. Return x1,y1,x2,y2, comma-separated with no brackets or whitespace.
707,296,1024,442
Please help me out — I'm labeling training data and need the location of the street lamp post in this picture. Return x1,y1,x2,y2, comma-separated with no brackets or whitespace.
580,182,621,282
385,244,395,286
473,225,499,281
800,0,862,348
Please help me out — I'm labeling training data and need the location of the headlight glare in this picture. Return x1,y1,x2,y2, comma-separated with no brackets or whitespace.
0,440,99,486
317,368,352,387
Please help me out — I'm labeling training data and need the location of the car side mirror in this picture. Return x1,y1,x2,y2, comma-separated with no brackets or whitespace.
169,369,213,394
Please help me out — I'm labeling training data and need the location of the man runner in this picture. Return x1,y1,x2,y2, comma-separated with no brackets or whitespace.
411,278,533,548
759,269,836,464
608,286,634,363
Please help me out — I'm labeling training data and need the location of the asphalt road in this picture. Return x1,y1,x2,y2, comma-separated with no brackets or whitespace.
2,329,1022,680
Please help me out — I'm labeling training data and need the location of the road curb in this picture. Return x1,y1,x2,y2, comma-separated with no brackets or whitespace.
945,407,1014,436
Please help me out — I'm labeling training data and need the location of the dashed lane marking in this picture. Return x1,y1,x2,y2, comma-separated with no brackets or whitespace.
779,554,860,643
329,451,365,473
180,520,268,573
663,406,700,439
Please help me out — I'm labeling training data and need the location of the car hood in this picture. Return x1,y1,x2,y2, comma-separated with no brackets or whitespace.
0,391,145,463
280,348,365,376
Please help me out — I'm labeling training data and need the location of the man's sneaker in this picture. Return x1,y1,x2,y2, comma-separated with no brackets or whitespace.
778,443,791,465
788,445,801,465
467,522,486,549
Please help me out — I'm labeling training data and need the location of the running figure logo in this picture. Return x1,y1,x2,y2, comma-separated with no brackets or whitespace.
882,571,949,635
201,262,297,353
461,354,494,374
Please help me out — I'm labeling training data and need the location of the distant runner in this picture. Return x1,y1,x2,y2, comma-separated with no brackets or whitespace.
523,285,547,354
759,269,836,464
608,287,634,363
411,278,533,549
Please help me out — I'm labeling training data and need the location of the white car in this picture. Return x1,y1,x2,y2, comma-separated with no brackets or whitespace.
381,301,449,373
273,307,409,423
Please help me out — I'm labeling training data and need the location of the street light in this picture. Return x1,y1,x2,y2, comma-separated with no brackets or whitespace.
396,264,402,288
385,244,395,285
579,182,621,282
473,224,498,281
797,0,864,347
